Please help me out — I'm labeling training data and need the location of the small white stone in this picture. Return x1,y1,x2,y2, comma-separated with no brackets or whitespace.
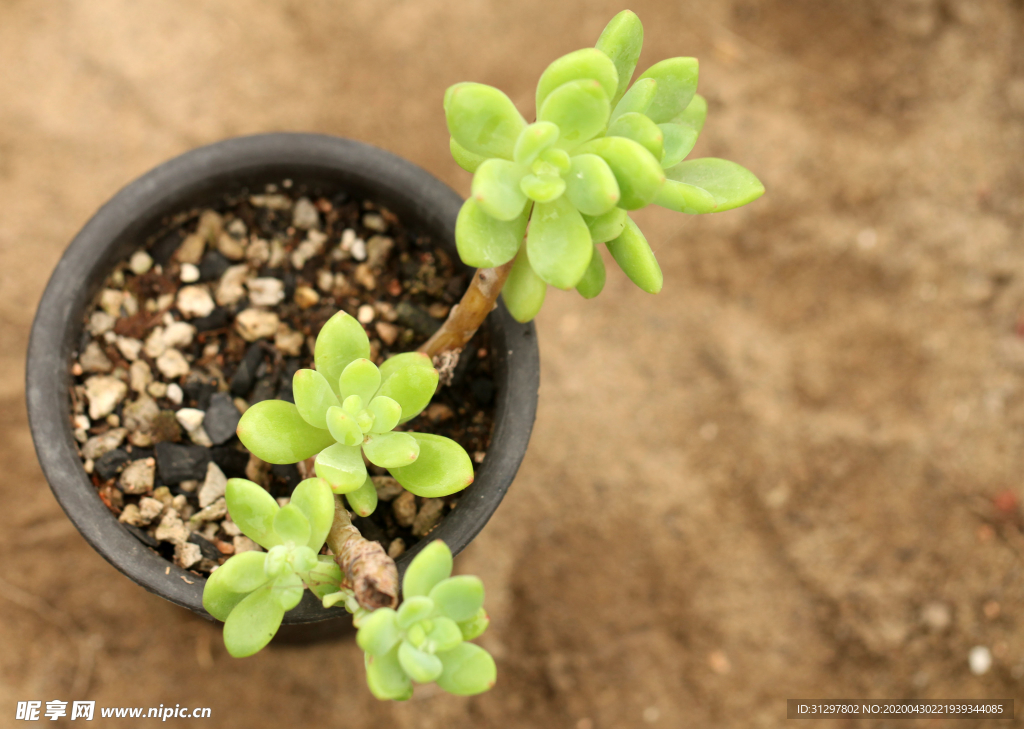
174,542,202,569
88,311,116,336
350,237,367,261
122,293,139,317
249,193,291,210
221,519,241,537
362,212,387,232
189,497,227,526
176,285,216,318
216,264,250,307
246,238,270,266
226,218,247,237
166,383,184,405
79,341,113,373
115,336,142,362
292,197,320,230
73,414,92,432
156,348,190,379
235,309,280,341
129,360,152,393
317,269,335,293
268,239,287,268
216,232,247,261
274,324,304,356
129,250,154,275
246,277,285,307
81,427,127,460
176,233,206,265
99,289,125,317
180,263,200,283
162,321,196,350
175,408,205,433
357,304,375,324
138,497,164,524
198,461,228,508
143,327,166,358
341,228,356,251
119,458,155,495
969,645,992,675
84,375,128,420
291,229,327,269
147,381,168,399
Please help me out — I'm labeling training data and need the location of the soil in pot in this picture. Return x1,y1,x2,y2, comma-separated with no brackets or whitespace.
67,180,496,578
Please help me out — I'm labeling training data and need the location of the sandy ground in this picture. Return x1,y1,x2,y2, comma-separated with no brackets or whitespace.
2,0,1024,727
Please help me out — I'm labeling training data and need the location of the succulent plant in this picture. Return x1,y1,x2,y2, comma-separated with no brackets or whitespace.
446,10,764,322
356,540,494,700
236,310,474,513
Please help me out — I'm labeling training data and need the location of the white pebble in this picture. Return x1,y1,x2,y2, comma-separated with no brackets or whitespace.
129,250,154,275
166,383,184,405
84,375,128,420
235,309,280,341
292,197,320,230
162,321,196,349
357,304,375,324
147,381,168,399
198,461,228,508
175,408,205,432
969,645,992,675
350,237,367,261
115,337,142,362
362,212,387,232
216,264,249,307
156,349,190,379
88,311,116,336
176,285,216,319
246,277,286,307
180,263,201,283
291,229,327,269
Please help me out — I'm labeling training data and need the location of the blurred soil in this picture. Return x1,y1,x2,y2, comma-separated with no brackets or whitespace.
1,1,1024,727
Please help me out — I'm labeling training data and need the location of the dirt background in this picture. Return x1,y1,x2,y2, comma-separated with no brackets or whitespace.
3,0,1024,726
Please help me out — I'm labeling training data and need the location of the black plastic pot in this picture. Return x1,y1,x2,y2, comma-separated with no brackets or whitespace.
26,133,539,623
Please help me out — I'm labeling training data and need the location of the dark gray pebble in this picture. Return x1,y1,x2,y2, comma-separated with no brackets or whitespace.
95,449,130,480
188,532,222,561
471,378,495,405
211,446,249,478
396,301,440,337
198,250,231,282
250,378,276,405
155,442,211,484
192,307,231,333
204,392,241,445
230,343,264,396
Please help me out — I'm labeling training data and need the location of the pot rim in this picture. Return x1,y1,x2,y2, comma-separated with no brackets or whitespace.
26,133,539,623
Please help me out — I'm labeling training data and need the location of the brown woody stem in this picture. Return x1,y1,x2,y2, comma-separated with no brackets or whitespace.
418,261,514,358
325,495,399,611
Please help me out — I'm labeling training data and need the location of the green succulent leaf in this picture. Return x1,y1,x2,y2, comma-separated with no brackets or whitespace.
314,443,368,494
564,153,620,217
445,82,526,160
471,159,529,221
637,57,700,123
673,93,707,133
326,405,364,447
426,617,464,653
377,360,439,424
222,585,285,658
595,9,644,106
450,136,487,173
365,644,413,701
535,47,618,115
538,79,610,151
519,173,566,203
367,395,402,434
339,358,381,405
237,400,337,465
607,111,664,161
574,136,665,210
455,197,531,269
357,607,401,657
436,643,497,696
363,431,420,469
663,157,765,212
225,478,282,549
314,311,371,399
345,474,379,517
430,576,485,623
513,121,560,166
213,551,270,595
397,595,435,628
576,246,606,299
609,77,657,125
399,640,444,684
273,504,311,547
402,539,453,598
606,216,663,294
306,558,344,600
390,433,475,498
292,369,340,430
202,565,250,622
653,179,717,214
658,122,699,168
526,196,593,289
538,147,571,174
457,608,491,641
582,206,628,243
501,249,546,323
288,477,335,551
272,571,304,612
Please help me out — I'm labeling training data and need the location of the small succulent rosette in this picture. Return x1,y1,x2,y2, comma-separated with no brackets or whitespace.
446,10,765,322
236,310,475,515
356,540,494,700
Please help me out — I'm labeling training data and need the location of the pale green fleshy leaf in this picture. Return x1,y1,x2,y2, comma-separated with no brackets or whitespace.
663,157,765,212
202,564,251,622
272,571,304,612
658,122,699,169
513,121,560,166
345,474,379,517
426,617,463,653
576,246,606,299
538,147,571,174
454,198,530,269
314,312,371,399
366,645,413,701
363,431,420,469
436,643,497,696
339,358,381,404
535,47,618,114
367,396,402,434
673,93,707,133
378,352,434,381
607,111,664,161
653,178,717,214
595,9,644,106
314,443,368,494
377,362,439,424
582,206,628,243
399,640,444,684
606,216,663,294
445,82,526,160
288,477,335,551
292,369,340,430
402,539,453,598
538,79,610,151
430,576,485,623
326,405,364,447
574,136,665,209
564,153,620,216
519,173,566,203
526,195,593,290
637,57,700,123
501,248,546,323
236,400,337,465
457,608,491,641
389,433,475,498
222,585,285,658
609,77,656,125
225,478,282,549
273,504,311,547
450,136,486,173
306,556,344,600
214,551,269,595
396,595,435,628
342,395,363,418
471,159,529,221
356,607,401,657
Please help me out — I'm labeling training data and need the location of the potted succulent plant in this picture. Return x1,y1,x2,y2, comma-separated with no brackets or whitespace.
27,10,762,701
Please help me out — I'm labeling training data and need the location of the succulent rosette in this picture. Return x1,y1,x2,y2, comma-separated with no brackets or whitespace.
446,10,764,322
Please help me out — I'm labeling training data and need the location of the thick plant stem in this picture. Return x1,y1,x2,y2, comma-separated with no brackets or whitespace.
325,495,399,611
418,260,514,358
